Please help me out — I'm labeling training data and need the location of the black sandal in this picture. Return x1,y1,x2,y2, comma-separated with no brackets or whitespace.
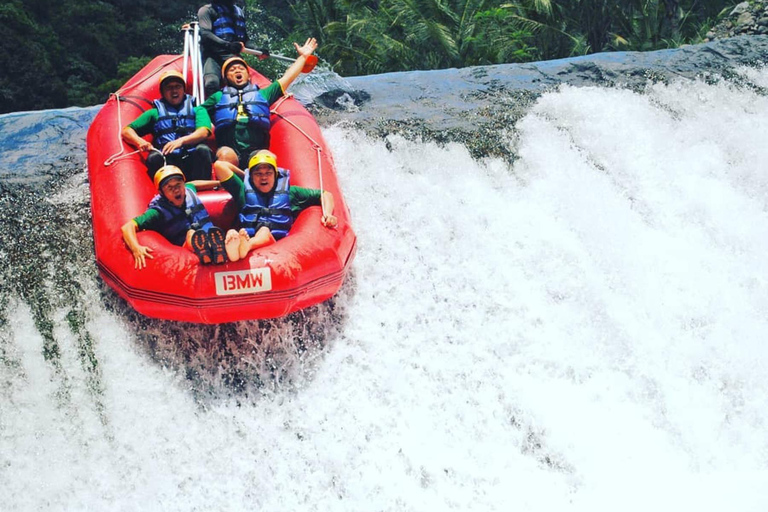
207,227,228,265
191,229,212,265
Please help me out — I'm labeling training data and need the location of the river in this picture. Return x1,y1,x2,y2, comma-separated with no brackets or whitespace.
1,38,767,511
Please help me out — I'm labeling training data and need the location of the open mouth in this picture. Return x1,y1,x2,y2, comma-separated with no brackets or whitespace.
254,179,273,192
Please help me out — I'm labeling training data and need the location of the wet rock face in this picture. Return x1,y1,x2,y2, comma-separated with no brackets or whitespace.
706,0,768,39
311,36,768,161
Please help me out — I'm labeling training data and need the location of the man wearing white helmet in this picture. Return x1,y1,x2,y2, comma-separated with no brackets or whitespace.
121,166,227,269
121,71,214,181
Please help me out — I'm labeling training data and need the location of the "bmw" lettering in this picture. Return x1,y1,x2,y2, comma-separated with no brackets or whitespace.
215,268,272,295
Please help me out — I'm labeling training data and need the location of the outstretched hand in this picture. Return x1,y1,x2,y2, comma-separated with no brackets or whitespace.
294,38,318,58
131,245,154,269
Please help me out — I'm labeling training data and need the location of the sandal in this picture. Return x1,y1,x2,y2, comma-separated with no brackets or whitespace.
207,227,228,265
191,229,212,265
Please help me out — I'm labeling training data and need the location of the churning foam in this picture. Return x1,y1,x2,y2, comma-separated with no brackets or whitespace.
2,73,768,510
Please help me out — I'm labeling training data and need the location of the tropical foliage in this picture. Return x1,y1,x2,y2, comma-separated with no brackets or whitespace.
0,0,200,113
284,0,731,75
0,0,734,113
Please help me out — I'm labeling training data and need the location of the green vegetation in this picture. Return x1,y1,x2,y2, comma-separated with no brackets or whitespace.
283,0,732,75
0,0,200,113
0,0,733,114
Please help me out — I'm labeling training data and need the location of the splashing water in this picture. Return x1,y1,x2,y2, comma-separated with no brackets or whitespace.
1,64,768,510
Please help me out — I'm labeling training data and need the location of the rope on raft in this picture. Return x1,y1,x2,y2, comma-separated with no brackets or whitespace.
270,94,328,218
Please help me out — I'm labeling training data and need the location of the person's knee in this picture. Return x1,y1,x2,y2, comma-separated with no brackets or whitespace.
216,147,238,166
204,74,221,96
145,152,164,179
195,144,213,163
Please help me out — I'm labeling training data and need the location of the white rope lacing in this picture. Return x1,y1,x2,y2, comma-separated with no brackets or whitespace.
270,94,328,218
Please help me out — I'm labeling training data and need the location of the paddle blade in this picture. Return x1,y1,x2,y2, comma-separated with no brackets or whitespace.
302,55,318,73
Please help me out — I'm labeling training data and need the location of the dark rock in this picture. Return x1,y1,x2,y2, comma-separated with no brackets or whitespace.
731,2,749,16
311,36,768,160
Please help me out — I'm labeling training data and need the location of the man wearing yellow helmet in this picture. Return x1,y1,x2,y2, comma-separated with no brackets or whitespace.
212,149,337,262
197,0,269,96
202,38,318,172
121,71,214,182
120,166,228,269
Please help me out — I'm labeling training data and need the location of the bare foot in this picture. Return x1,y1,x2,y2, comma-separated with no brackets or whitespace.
238,229,251,260
225,229,240,262
252,227,276,249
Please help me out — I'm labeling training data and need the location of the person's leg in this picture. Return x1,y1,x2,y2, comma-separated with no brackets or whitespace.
225,229,241,262
164,153,189,179
145,151,164,181
238,226,275,259
187,144,213,181
203,57,223,97
216,146,239,167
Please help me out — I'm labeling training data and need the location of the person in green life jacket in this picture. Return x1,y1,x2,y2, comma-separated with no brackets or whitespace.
197,0,269,96
121,71,214,182
213,149,337,262
202,38,318,173
121,166,229,269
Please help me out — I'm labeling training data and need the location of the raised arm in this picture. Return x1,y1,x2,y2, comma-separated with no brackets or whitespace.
320,190,337,228
121,125,153,152
277,38,318,92
121,220,154,269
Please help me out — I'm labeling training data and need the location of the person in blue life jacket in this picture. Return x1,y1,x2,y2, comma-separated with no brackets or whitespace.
198,0,269,96
202,38,318,173
121,71,214,182
213,149,337,262
121,166,229,268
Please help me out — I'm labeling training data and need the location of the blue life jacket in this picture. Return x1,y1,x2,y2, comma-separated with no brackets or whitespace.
213,84,271,133
212,3,247,42
148,187,213,246
153,96,197,155
240,168,293,239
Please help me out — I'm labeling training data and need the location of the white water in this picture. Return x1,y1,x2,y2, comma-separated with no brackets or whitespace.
3,72,768,510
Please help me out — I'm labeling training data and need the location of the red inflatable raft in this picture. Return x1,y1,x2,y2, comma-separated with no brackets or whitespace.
86,55,356,324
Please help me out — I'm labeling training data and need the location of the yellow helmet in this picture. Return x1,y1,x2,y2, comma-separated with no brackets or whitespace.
222,56,248,75
158,70,186,93
153,165,185,190
248,150,277,172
